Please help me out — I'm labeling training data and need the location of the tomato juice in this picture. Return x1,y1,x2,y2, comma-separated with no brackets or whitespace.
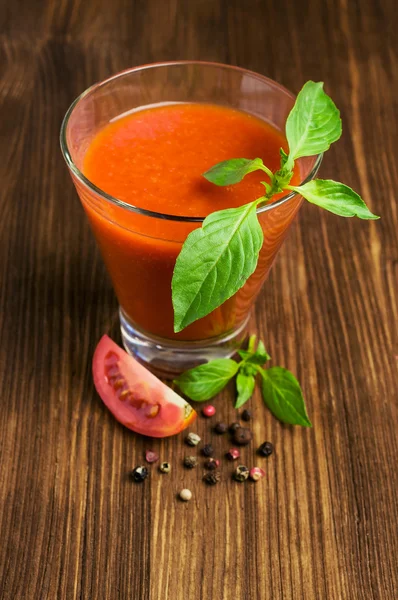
79,103,302,341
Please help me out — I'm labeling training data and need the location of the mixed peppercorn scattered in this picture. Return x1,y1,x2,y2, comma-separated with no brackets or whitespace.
184,456,198,469
202,444,214,457
214,422,228,434
232,427,253,445
258,441,273,457
130,407,274,500
131,465,148,482
202,405,216,417
234,465,249,482
179,488,192,501
204,457,219,470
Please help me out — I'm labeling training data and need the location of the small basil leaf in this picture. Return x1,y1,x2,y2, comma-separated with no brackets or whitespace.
254,340,271,364
174,359,239,401
237,341,271,366
286,81,342,165
261,367,312,427
241,363,258,377
290,180,379,220
280,148,289,168
235,372,256,408
172,201,263,332
203,158,265,186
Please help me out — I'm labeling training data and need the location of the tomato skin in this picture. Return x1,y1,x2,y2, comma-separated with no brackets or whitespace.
92,335,196,437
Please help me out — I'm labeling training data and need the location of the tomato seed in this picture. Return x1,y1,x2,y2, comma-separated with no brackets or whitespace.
147,404,160,418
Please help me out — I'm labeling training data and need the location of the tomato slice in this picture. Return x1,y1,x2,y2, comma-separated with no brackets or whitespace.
92,335,196,437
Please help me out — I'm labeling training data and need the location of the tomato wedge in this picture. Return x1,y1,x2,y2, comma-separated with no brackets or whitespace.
92,335,196,437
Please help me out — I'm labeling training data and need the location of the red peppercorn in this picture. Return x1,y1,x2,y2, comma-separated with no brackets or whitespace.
226,448,240,461
202,405,216,417
145,450,159,464
204,458,220,470
249,467,265,482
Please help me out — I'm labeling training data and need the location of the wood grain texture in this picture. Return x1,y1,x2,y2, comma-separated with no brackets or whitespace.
0,0,397,598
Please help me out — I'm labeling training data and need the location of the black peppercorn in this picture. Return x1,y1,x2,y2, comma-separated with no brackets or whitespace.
131,466,148,482
233,427,253,445
203,472,220,485
184,456,198,469
229,422,241,434
204,457,219,470
214,422,228,434
241,409,252,422
258,441,274,457
202,444,214,457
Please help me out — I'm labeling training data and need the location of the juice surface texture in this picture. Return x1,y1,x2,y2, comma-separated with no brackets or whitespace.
81,103,302,340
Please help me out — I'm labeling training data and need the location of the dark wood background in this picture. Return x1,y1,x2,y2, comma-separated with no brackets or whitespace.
1,1,397,598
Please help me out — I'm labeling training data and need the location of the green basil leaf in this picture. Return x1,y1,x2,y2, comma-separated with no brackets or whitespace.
254,340,271,363
172,202,263,332
290,179,379,220
261,367,312,427
235,372,255,408
285,81,342,165
237,350,252,360
238,340,271,366
174,359,239,401
202,158,265,186
279,148,289,168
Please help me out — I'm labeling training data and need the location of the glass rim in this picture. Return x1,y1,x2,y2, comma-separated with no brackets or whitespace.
60,60,323,223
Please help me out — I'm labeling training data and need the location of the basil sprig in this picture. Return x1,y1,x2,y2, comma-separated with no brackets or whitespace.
172,80,379,332
174,335,311,427
172,202,263,332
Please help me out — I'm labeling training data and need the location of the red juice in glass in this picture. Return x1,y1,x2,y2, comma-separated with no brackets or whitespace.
61,63,320,375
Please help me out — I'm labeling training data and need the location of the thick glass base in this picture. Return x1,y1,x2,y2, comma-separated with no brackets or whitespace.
119,308,250,378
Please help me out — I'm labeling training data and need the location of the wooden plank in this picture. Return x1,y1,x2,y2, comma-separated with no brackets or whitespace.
0,0,397,598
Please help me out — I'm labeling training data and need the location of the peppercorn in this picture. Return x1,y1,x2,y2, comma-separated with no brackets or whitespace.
184,456,198,469
233,465,249,482
249,467,265,482
179,489,192,502
204,457,220,470
233,427,253,445
226,448,240,461
159,462,171,473
241,409,252,422
186,432,201,446
258,441,274,457
202,405,216,417
214,422,228,434
145,450,159,463
229,422,241,434
131,466,148,482
203,471,221,485
202,444,214,457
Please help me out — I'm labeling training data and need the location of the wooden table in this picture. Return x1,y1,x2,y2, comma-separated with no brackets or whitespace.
1,1,397,598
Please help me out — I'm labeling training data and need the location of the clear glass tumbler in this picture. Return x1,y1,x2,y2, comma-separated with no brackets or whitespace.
60,61,321,376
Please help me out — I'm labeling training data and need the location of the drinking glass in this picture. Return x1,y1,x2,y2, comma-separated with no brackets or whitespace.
60,61,321,376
